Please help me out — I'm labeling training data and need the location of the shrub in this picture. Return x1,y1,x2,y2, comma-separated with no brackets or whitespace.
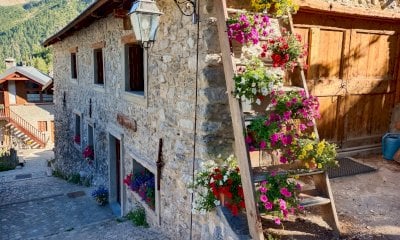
126,207,148,227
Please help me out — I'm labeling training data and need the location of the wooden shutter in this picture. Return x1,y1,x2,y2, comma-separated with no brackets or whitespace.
128,44,144,91
95,49,104,84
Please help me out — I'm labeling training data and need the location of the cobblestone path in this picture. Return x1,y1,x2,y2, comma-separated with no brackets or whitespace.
0,149,167,240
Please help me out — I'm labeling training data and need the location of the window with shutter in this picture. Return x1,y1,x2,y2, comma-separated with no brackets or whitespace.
125,44,144,92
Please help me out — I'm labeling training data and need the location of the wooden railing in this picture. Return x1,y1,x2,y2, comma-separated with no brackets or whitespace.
0,107,46,147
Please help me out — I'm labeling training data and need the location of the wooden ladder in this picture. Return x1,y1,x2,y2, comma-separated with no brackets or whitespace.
214,0,341,239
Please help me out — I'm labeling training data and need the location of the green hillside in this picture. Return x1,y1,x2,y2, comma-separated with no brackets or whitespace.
0,0,92,74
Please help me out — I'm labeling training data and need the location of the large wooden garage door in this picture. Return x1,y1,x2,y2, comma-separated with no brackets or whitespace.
293,12,400,150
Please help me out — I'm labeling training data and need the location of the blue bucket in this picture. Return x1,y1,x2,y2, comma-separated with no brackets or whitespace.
382,133,400,160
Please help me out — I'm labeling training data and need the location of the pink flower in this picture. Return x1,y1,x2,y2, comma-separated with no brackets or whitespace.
282,209,289,219
260,194,268,203
270,171,277,177
259,141,267,149
279,156,288,164
274,218,281,225
265,201,273,210
280,188,292,198
245,136,253,144
279,199,287,210
259,186,267,193
299,123,307,131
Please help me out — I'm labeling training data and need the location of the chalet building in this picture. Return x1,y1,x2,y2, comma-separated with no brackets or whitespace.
0,59,54,149
43,0,400,238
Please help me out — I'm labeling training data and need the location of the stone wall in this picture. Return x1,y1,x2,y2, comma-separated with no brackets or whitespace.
51,0,235,238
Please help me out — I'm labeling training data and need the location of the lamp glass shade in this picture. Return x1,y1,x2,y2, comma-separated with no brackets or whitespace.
128,0,163,43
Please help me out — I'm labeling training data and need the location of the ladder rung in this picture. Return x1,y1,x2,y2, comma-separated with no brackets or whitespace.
252,169,325,183
300,195,331,208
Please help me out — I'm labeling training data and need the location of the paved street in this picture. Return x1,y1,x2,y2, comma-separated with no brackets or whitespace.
0,149,167,240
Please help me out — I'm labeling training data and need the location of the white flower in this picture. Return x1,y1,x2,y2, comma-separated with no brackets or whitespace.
252,88,257,94
214,200,221,206
219,181,223,185
251,82,256,87
210,177,215,183
261,87,268,96
223,175,228,182
256,98,261,105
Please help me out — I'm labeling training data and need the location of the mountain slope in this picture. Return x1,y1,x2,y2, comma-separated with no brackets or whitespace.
0,0,92,73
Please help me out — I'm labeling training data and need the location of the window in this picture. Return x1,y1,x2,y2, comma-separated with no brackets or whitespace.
74,114,81,146
38,121,47,132
94,48,104,85
71,53,77,79
25,81,41,103
87,124,94,147
125,44,144,92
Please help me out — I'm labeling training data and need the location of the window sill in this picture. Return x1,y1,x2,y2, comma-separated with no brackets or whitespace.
70,78,78,84
93,84,105,93
123,91,147,107
74,143,82,152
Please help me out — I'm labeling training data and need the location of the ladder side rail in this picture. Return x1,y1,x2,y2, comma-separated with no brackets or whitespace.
214,1,264,239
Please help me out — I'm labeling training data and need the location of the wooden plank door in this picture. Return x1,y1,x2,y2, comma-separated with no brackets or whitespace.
342,29,398,148
293,13,400,150
293,25,348,145
116,139,121,205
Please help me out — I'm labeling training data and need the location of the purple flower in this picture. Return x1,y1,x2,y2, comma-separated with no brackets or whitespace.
245,136,253,144
299,123,307,131
274,218,281,225
280,187,292,198
279,156,288,164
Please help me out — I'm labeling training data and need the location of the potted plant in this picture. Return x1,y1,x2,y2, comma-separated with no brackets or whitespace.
294,138,338,170
250,0,299,18
257,171,302,225
91,185,108,206
260,29,307,72
227,12,271,45
190,155,245,216
123,169,155,210
234,58,284,104
82,145,94,164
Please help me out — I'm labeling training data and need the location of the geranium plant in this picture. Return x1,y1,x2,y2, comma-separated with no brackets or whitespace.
74,135,81,144
251,0,299,18
261,29,307,71
83,145,94,164
190,155,245,216
257,171,303,225
124,169,155,210
294,138,338,169
91,185,108,206
234,58,283,104
227,13,271,45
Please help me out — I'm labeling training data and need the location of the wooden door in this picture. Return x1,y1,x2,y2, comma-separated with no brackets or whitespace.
116,139,121,204
293,13,400,149
50,121,54,143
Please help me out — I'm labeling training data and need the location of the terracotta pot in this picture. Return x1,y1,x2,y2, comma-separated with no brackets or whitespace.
219,193,231,207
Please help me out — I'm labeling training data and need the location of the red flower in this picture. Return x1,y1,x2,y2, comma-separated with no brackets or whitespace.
231,204,239,216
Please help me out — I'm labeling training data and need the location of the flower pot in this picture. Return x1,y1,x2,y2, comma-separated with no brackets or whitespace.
219,193,231,207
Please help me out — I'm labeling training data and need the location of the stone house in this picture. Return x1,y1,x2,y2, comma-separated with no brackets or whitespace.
0,59,54,149
43,0,400,239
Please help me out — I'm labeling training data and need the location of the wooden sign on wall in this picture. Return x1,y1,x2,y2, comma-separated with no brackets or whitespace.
117,114,137,132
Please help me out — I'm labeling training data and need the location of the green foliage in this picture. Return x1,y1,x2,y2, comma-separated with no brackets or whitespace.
67,173,81,184
0,0,92,74
52,168,67,179
0,148,18,172
126,207,149,227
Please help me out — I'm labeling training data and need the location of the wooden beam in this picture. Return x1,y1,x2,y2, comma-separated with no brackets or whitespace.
69,46,79,53
113,9,128,18
91,41,106,49
214,0,264,239
295,0,400,21
120,34,136,44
